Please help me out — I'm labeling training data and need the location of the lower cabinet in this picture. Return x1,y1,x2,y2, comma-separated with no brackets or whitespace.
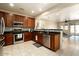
50,33,60,51
24,32,33,42
4,33,13,46
34,32,43,45
3,32,60,51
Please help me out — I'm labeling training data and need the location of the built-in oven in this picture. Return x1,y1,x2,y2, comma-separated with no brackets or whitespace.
13,32,24,44
13,28,24,44
13,20,24,44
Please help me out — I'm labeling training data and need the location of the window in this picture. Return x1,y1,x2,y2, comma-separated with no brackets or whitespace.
70,25,75,34
64,26,68,30
75,25,79,33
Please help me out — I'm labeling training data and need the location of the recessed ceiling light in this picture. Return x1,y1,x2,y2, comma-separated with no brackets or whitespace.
32,11,34,13
39,8,42,11
9,3,14,7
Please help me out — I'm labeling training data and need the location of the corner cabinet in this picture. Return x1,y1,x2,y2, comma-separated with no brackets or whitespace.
4,33,13,46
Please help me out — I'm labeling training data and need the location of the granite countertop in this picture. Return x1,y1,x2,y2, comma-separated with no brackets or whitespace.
4,27,63,34
34,29,62,32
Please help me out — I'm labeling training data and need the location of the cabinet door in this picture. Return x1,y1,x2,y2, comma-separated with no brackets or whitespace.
0,12,7,26
4,33,13,45
14,15,18,21
23,17,28,28
5,13,13,27
50,34,54,49
14,14,24,22
27,17,35,28
54,34,60,50
24,32,33,42
50,33,60,51
35,32,43,44
0,12,4,18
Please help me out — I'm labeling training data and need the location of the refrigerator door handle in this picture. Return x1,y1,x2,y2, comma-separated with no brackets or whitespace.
0,17,5,35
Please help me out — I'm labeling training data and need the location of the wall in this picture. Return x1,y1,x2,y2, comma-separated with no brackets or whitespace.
35,12,58,29
35,4,79,29
56,4,79,22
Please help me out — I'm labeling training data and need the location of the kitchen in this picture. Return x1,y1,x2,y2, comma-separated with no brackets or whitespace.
0,3,79,56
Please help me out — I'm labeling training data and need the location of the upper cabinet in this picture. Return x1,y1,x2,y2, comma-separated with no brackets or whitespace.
23,17,35,28
23,17,28,28
5,13,14,27
0,12,4,18
0,11,7,27
27,17,35,28
0,11,13,27
13,14,24,22
0,11,35,28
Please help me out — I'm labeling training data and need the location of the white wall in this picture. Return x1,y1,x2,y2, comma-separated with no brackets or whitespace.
57,4,79,22
35,13,58,29
35,4,79,29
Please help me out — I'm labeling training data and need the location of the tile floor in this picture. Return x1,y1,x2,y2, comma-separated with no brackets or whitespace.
1,41,57,56
1,36,79,56
56,37,79,56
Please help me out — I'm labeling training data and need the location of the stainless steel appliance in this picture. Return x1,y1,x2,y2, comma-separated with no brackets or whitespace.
0,17,5,46
43,32,50,48
0,17,5,35
0,17,5,55
13,28,24,44
13,21,23,27
0,36,5,56
13,33,24,44
13,21,24,44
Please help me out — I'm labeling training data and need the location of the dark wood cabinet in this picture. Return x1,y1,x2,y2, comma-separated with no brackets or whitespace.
24,32,33,42
0,11,7,26
0,11,35,28
23,17,35,28
35,32,43,45
4,33,13,46
13,14,24,22
27,17,35,28
0,11,13,27
5,13,14,27
0,12,4,18
50,33,60,51
23,17,28,28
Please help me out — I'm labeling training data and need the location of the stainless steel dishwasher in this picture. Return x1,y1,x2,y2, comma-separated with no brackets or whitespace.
43,32,50,48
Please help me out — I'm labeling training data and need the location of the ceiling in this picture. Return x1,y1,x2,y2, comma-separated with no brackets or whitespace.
0,3,76,17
